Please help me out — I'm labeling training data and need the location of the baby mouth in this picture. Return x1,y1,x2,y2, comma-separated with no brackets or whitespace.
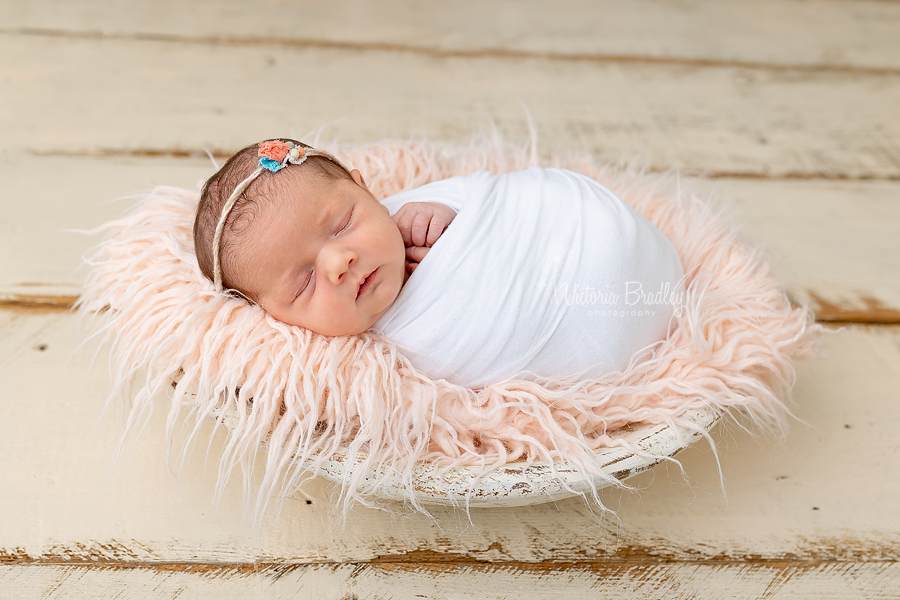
357,268,378,299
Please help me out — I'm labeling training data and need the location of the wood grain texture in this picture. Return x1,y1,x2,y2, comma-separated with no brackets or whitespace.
1,35,898,180
2,561,899,599
692,177,900,323
1,311,898,564
0,154,210,303
2,0,899,72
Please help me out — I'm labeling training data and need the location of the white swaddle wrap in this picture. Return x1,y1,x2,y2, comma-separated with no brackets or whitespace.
373,168,685,389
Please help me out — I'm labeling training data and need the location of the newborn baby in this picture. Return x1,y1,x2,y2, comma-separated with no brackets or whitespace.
194,139,685,388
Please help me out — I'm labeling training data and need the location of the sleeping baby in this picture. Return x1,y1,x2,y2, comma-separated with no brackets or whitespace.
194,139,685,388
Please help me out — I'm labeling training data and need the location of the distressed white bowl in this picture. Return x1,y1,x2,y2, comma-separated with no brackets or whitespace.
212,403,719,508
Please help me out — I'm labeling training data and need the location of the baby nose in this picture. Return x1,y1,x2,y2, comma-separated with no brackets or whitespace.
323,246,357,285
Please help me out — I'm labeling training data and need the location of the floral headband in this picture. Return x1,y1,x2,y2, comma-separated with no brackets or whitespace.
212,140,342,291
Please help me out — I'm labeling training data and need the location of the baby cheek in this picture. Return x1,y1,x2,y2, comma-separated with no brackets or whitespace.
392,222,406,247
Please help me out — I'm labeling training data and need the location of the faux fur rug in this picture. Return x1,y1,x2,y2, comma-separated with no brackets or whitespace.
78,135,821,519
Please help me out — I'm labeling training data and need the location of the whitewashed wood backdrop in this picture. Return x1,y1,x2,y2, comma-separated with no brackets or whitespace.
1,1,898,598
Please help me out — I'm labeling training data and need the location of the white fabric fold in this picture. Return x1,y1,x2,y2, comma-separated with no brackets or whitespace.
374,168,685,389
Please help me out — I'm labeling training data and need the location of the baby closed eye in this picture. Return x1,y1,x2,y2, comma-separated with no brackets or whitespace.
337,208,354,234
295,270,314,299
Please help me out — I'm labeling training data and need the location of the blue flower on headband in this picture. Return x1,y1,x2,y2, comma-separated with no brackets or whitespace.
259,157,286,173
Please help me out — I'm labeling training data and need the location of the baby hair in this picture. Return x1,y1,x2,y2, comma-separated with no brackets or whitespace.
193,139,353,298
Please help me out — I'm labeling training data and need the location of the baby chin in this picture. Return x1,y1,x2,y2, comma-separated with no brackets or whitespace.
361,265,404,323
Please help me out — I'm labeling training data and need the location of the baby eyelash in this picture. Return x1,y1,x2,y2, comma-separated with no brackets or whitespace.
338,209,354,233
295,271,313,298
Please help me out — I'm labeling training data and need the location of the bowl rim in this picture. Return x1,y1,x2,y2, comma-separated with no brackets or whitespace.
208,398,719,508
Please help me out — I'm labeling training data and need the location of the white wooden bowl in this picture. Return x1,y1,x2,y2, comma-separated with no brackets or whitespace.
211,403,719,508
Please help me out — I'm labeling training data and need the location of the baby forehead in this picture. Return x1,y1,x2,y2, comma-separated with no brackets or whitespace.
262,169,342,208
245,176,347,233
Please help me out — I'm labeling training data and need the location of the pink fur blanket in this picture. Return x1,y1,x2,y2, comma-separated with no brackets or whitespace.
78,136,821,517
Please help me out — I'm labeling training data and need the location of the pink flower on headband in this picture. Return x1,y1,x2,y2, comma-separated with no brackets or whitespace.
258,141,291,162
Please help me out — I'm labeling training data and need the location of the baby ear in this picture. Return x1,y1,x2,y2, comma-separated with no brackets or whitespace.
350,169,370,191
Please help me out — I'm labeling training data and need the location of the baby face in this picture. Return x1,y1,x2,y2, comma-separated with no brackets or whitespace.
235,170,408,336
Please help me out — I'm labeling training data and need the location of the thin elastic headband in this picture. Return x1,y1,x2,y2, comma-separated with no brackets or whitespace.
212,140,342,291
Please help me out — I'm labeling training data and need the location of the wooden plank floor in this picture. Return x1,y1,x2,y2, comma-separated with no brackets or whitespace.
1,2,898,598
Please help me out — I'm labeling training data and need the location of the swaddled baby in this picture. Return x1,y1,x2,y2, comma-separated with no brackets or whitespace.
194,139,685,388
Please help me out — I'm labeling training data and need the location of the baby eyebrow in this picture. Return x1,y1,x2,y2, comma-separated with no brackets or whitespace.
317,198,348,229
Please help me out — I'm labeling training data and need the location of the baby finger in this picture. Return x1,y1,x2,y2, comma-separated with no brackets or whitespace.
411,211,433,247
406,246,430,263
392,208,417,246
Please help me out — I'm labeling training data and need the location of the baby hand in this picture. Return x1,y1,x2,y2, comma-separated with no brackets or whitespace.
392,202,457,248
405,246,430,273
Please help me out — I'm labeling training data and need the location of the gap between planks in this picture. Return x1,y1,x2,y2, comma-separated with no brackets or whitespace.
3,296,897,325
3,556,898,571
3,26,900,78
24,148,900,182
